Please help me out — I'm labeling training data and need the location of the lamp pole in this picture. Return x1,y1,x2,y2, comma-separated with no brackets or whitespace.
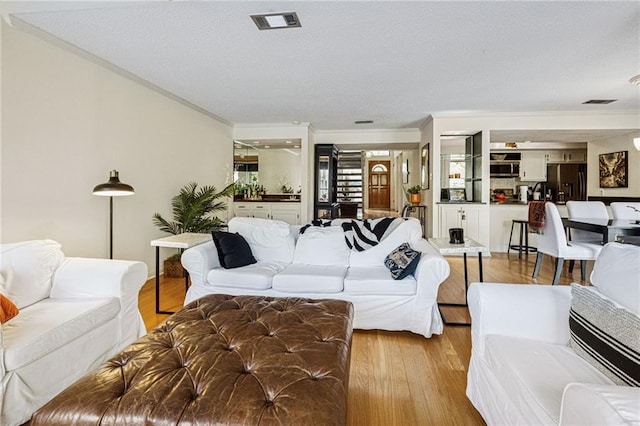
93,170,135,259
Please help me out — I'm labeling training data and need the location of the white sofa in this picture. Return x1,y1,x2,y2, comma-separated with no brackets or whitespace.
0,240,148,426
182,217,451,337
466,242,640,425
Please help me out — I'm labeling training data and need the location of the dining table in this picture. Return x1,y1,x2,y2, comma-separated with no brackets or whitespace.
565,218,640,244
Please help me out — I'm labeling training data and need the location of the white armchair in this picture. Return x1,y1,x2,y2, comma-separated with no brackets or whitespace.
467,242,640,425
0,240,147,426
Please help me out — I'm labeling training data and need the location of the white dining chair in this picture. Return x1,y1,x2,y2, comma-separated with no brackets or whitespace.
566,201,609,243
532,202,603,285
610,202,640,220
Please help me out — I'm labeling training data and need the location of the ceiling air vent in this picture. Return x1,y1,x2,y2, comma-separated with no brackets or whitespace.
355,120,374,124
251,12,301,30
582,99,617,104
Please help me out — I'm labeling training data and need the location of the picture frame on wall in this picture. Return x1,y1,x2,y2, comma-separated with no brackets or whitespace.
421,144,430,190
599,150,628,188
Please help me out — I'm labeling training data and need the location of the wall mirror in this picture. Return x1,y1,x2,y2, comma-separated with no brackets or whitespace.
233,139,302,198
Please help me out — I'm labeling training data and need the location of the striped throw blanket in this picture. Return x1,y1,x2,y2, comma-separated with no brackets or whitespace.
341,217,406,251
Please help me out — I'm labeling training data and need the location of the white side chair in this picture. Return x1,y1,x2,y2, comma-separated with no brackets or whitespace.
610,202,640,220
566,201,609,243
532,203,603,285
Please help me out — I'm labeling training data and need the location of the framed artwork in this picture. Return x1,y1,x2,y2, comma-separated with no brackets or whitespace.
421,144,430,189
402,159,409,184
599,151,628,188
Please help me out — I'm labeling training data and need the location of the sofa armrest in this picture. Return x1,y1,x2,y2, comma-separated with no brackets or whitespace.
559,383,640,425
411,239,451,298
50,258,147,301
181,241,219,288
468,283,572,355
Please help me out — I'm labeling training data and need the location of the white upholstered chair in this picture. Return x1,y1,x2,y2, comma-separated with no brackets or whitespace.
532,203,603,285
610,202,640,220
566,201,609,243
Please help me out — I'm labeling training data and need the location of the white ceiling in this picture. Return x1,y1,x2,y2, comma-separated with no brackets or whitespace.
3,1,640,134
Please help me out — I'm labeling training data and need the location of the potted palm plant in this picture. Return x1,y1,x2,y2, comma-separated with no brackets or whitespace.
407,185,424,205
153,182,234,277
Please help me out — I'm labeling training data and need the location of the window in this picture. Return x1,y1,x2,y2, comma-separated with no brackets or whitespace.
371,164,388,172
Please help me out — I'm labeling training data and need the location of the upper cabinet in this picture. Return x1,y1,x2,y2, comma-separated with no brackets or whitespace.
520,151,547,181
545,150,586,163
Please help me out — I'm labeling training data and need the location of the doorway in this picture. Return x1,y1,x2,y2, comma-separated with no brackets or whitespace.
368,160,391,209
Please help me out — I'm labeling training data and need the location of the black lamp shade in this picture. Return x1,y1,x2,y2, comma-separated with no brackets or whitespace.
93,170,134,197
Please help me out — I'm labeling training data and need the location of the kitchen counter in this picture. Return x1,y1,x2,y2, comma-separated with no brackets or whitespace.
489,202,568,253
233,197,300,203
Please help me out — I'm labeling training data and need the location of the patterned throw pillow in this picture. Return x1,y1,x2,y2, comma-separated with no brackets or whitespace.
384,243,421,280
569,283,640,386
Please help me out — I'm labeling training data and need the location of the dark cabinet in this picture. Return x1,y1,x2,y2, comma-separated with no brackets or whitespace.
314,144,338,219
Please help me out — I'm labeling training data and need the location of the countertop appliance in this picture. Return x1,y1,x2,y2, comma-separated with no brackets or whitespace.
547,163,587,204
490,152,521,177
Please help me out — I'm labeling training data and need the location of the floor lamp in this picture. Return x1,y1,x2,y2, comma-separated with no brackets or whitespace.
92,170,135,259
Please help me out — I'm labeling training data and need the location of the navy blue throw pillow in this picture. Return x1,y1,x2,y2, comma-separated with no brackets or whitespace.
211,231,257,269
384,243,421,280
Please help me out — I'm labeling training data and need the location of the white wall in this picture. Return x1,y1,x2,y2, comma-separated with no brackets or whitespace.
587,131,640,197
1,22,233,273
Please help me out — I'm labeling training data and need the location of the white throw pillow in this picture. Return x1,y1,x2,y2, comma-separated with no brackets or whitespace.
228,217,295,263
590,242,640,314
293,226,350,266
0,240,64,309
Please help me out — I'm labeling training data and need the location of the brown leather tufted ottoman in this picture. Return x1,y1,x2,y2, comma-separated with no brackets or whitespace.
31,294,354,425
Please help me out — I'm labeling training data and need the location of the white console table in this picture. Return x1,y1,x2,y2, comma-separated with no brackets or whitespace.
151,233,211,314
429,237,488,326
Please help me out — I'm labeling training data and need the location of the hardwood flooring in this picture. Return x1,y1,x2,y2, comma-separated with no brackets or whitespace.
139,251,590,425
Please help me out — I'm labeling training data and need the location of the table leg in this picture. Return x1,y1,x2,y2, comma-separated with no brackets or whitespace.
155,245,176,315
478,252,484,282
438,252,472,326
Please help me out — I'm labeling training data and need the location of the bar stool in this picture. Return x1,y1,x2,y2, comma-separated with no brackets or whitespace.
508,219,537,258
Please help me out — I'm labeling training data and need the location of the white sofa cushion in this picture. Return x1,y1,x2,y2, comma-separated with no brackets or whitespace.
272,263,346,293
228,217,295,263
590,242,640,314
206,261,287,290
484,334,613,424
344,266,417,295
293,226,350,266
349,219,422,267
2,297,120,370
0,240,65,309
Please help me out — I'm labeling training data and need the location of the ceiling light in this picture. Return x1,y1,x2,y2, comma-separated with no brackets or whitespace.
582,99,617,104
629,74,640,86
285,140,292,144
251,12,301,30
292,120,301,125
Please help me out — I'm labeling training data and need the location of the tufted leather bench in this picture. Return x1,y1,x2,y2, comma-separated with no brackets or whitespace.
31,294,354,425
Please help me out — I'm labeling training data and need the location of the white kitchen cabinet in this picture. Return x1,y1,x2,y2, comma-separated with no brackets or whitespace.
520,151,547,181
545,150,587,163
439,204,483,245
271,204,301,224
233,202,301,225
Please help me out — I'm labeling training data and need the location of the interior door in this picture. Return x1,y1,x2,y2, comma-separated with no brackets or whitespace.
368,160,391,209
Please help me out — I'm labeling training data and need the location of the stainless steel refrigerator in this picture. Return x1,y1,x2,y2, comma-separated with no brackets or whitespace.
547,163,587,203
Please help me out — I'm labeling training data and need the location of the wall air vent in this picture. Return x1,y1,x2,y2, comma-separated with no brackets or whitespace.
251,12,301,30
582,99,617,104
355,120,374,124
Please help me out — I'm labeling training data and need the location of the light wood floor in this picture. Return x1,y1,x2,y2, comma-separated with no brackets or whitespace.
139,251,590,425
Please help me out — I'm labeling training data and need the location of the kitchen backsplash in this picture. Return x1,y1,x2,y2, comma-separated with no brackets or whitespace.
490,178,539,192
